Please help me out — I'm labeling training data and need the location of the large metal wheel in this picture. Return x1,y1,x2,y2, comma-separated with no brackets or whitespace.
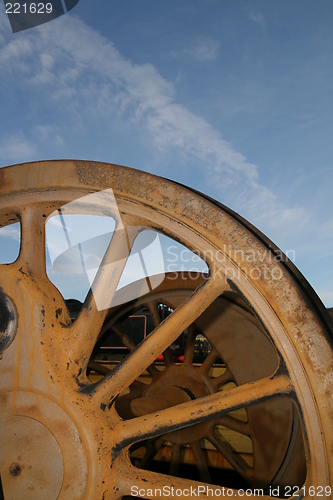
0,160,333,499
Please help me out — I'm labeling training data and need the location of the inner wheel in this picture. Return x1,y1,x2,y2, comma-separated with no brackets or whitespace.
0,160,332,500
90,274,305,490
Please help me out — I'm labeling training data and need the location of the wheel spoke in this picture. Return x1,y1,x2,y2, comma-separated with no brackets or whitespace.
169,442,181,476
17,205,47,277
88,360,111,376
207,430,250,476
68,226,135,367
112,324,137,351
147,302,174,367
163,347,175,367
146,301,161,329
190,441,212,483
217,415,249,436
139,438,164,469
183,325,196,366
91,277,227,402
115,374,293,447
198,347,219,375
210,367,233,390
112,324,159,377
9,206,69,330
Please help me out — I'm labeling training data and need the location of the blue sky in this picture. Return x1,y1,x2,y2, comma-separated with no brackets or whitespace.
0,0,332,305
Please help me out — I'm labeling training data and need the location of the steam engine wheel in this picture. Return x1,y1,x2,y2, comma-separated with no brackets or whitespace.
0,160,333,499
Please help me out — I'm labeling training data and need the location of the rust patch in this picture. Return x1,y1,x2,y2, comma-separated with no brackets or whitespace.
9,463,22,477
75,161,114,188
55,308,62,319
23,404,38,414
0,393,8,406
18,267,29,278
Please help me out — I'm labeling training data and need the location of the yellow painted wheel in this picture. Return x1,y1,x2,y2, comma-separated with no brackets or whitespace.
0,160,333,499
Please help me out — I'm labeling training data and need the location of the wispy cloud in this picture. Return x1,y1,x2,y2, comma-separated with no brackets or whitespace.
0,132,37,162
170,39,220,61
0,15,303,234
0,223,20,241
249,12,265,28
33,125,64,145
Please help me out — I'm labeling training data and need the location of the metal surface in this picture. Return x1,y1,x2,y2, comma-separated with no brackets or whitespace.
0,160,333,499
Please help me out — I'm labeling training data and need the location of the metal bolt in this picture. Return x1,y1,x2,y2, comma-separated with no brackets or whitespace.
0,292,17,352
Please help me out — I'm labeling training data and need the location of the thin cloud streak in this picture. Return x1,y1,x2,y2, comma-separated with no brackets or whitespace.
170,39,220,61
248,12,265,28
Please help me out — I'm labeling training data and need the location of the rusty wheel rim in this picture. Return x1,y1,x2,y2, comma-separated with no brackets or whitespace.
0,160,332,499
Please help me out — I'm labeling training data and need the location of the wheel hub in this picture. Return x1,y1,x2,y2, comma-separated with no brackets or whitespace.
0,415,64,500
0,391,88,500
